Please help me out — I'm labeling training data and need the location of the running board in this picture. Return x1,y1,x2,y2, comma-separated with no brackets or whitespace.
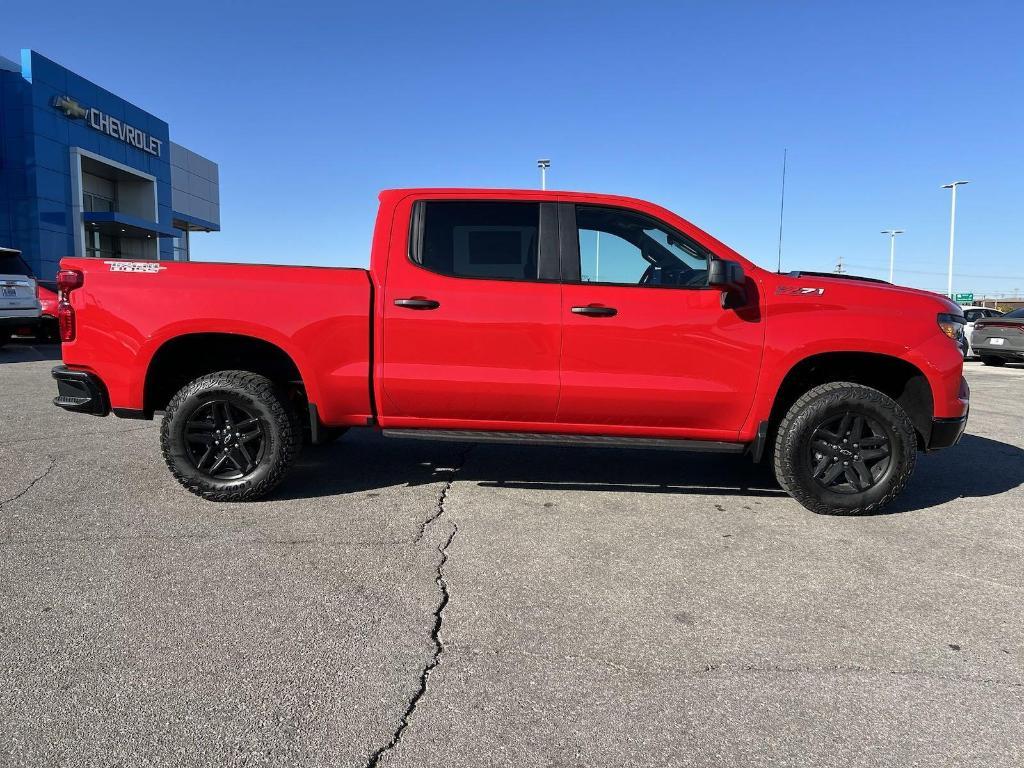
381,428,746,453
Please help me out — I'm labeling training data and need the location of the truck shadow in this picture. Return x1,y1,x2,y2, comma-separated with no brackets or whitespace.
283,431,1023,512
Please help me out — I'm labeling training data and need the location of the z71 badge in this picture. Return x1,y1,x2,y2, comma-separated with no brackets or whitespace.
776,286,825,296
104,261,167,274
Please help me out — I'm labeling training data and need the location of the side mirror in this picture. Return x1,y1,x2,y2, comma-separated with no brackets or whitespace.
708,259,747,309
708,258,744,287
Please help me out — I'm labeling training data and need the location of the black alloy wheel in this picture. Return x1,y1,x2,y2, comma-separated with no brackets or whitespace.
161,370,302,501
184,400,266,480
808,411,892,494
773,381,917,515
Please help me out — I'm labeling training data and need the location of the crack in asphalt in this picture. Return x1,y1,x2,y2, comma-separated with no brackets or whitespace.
0,455,56,509
366,449,469,768
413,446,472,545
366,522,458,768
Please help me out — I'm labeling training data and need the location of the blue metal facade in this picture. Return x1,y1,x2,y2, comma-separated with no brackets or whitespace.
0,50,212,279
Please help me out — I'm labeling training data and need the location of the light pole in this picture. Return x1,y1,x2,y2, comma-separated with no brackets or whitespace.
537,159,550,190
941,180,969,297
880,229,904,284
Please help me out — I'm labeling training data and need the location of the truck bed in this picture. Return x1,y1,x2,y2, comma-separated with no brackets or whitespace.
60,258,375,425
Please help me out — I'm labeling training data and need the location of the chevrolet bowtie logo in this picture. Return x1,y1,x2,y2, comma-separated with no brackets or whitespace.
53,95,88,119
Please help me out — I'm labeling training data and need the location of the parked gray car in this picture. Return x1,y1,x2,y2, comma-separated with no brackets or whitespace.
972,307,1024,366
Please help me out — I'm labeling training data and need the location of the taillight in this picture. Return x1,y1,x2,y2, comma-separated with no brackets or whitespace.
57,269,84,293
58,302,75,341
975,321,1024,333
56,268,84,343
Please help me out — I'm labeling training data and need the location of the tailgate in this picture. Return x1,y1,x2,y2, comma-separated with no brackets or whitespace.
0,274,39,311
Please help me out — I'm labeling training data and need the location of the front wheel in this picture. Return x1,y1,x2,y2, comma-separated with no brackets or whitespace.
773,382,917,515
160,370,302,501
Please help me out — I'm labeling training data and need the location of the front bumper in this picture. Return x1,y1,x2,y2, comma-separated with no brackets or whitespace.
927,413,968,450
52,365,109,416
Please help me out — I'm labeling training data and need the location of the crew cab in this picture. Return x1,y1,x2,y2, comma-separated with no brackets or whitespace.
51,189,969,515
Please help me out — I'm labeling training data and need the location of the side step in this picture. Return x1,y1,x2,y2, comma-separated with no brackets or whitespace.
381,428,746,453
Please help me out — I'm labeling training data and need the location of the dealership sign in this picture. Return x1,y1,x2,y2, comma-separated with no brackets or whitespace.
53,95,163,157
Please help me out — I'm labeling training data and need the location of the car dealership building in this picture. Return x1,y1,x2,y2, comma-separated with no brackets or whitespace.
0,49,219,280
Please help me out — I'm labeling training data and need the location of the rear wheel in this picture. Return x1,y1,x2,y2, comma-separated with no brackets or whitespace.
160,370,302,501
773,382,917,515
981,356,1006,367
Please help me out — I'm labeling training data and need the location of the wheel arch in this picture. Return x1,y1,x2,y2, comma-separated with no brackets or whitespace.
766,351,934,448
143,332,311,418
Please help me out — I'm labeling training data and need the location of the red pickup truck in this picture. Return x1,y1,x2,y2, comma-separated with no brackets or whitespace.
52,188,969,515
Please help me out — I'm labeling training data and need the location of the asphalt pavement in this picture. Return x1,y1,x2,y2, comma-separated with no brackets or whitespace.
1,343,1022,767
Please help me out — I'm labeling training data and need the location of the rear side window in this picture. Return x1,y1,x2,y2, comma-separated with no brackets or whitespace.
0,249,33,277
411,201,540,281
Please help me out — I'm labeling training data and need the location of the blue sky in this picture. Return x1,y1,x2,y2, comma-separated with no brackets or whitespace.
5,1,1023,297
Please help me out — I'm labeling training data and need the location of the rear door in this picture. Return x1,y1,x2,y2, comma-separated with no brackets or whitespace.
556,203,764,438
379,198,563,426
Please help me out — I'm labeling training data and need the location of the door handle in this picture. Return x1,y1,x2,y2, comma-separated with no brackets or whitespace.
571,305,617,317
394,298,440,310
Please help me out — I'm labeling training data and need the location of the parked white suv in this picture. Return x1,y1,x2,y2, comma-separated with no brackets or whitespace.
0,248,41,348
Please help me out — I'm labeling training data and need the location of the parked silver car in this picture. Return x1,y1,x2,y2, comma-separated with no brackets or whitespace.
972,307,1024,366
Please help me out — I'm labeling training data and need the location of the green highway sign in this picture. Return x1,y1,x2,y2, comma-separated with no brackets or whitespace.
954,293,974,303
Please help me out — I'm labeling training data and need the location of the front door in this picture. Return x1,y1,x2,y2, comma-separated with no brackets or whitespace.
556,203,764,439
380,199,562,426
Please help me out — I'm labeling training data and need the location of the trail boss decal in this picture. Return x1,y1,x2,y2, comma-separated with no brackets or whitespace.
104,261,167,274
776,286,826,296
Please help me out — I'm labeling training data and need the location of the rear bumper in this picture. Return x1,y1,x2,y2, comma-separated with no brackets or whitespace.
927,413,968,450
976,349,1024,361
52,365,109,416
1,314,40,329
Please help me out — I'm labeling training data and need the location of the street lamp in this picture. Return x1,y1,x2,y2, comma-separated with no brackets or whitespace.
941,180,969,297
537,159,550,190
880,229,904,284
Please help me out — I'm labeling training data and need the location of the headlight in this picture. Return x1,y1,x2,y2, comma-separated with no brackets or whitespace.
937,313,965,342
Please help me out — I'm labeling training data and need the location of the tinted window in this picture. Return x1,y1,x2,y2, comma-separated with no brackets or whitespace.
964,309,984,322
576,205,709,288
1005,308,1024,319
413,201,539,281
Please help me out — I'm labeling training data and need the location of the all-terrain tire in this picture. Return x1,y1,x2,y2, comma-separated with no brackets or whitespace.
980,356,1006,367
773,382,917,515
160,370,302,501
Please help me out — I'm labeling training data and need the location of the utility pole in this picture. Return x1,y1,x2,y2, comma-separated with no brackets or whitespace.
941,181,969,297
777,148,787,272
537,159,550,190
880,229,904,283
834,254,846,275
